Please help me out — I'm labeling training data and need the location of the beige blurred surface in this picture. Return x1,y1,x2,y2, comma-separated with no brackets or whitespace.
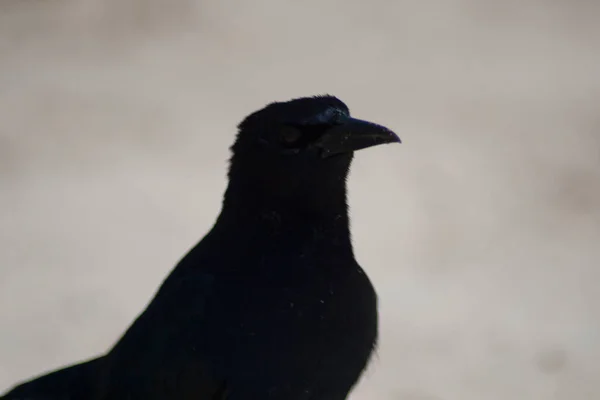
1,1,600,399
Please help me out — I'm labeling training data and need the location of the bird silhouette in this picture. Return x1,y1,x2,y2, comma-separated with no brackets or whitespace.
2,95,400,400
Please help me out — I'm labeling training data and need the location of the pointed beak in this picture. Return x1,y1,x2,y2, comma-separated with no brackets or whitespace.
313,117,401,158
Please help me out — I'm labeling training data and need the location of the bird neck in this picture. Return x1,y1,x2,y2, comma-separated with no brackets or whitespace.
219,160,352,237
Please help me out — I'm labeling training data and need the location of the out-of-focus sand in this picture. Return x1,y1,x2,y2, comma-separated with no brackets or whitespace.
1,1,599,399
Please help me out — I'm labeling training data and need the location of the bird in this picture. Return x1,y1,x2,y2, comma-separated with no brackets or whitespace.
2,94,400,400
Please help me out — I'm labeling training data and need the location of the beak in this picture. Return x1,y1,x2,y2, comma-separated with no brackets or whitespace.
313,117,401,158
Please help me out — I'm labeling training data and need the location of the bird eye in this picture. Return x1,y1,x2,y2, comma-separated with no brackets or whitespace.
280,126,302,145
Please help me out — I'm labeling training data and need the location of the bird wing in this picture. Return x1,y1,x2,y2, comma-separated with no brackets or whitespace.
1,270,224,400
1,356,104,399
92,270,227,399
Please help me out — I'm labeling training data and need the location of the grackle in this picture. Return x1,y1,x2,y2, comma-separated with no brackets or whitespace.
2,95,400,400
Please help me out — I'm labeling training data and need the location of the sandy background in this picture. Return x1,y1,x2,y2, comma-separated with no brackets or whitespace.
1,1,599,399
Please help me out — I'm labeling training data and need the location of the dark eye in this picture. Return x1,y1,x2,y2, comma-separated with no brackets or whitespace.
280,126,302,145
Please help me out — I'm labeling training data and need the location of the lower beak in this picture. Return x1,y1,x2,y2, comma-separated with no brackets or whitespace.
313,117,401,158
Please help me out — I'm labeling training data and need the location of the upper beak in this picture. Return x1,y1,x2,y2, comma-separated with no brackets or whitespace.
313,117,401,158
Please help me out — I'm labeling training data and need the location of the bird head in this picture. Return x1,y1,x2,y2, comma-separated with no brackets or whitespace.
233,95,400,161
225,95,400,215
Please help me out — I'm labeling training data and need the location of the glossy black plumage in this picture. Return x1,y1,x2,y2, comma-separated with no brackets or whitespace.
2,95,399,400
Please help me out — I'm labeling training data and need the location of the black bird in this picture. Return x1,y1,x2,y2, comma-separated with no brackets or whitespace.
2,95,400,400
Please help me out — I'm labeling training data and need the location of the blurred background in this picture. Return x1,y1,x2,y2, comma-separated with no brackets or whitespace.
1,0,599,399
